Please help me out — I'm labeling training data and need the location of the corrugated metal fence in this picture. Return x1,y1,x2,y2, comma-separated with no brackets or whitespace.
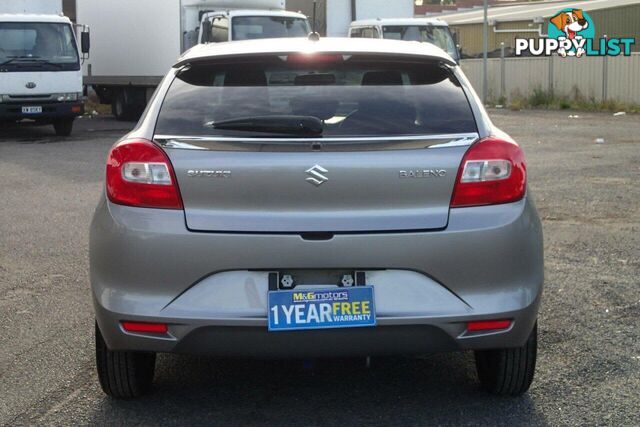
460,53,640,104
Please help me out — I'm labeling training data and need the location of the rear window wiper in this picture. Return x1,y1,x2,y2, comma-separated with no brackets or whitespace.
208,115,323,136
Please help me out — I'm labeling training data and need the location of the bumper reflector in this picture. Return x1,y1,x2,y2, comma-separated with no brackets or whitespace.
467,319,512,332
122,321,168,334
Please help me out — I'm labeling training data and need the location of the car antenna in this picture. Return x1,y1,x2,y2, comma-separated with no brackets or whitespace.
308,0,320,41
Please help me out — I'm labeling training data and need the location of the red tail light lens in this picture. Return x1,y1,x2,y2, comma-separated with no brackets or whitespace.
121,321,168,334
106,139,183,209
451,137,526,207
467,319,512,332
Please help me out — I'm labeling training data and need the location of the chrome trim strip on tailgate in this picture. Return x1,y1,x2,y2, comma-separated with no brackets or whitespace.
154,133,479,152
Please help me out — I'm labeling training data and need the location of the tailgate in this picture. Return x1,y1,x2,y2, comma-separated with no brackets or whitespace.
163,139,472,232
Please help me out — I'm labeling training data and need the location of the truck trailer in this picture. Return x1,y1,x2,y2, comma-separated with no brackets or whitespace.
77,0,310,120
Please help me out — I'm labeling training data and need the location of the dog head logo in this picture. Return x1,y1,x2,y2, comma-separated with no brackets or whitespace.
550,9,589,40
548,8,595,57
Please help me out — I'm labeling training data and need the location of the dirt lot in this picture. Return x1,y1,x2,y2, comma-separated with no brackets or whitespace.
0,110,638,425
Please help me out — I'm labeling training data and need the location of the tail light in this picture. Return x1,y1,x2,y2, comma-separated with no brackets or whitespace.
451,136,526,208
106,139,183,209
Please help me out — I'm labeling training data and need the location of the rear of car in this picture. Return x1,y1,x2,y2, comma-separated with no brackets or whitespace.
90,38,542,399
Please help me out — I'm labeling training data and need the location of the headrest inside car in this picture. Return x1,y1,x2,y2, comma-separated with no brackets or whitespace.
224,69,267,86
294,74,337,86
361,71,403,86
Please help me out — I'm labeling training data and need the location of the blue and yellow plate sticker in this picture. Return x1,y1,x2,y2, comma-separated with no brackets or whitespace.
268,286,376,331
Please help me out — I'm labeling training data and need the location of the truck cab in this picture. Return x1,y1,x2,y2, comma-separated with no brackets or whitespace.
198,9,310,45
0,13,89,136
349,18,459,63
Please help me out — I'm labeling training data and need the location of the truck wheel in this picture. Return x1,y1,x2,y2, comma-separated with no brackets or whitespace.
53,118,74,136
474,322,537,396
95,322,156,399
112,90,140,121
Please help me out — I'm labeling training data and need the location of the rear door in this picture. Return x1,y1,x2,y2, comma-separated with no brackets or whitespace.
154,56,478,233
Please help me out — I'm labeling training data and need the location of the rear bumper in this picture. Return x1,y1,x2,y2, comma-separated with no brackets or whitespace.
90,196,543,357
94,296,540,358
0,101,83,121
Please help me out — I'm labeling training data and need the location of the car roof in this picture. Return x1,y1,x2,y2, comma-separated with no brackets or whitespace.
350,18,448,27
203,9,307,19
0,14,71,24
175,37,456,68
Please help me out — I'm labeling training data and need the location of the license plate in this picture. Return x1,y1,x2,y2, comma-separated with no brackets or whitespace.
268,286,376,332
22,106,42,114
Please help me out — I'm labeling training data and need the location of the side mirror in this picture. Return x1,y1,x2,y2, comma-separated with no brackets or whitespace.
201,20,212,43
81,31,90,54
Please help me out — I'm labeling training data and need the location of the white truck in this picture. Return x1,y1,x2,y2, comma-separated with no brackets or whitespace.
0,0,90,136
349,18,460,63
77,0,310,120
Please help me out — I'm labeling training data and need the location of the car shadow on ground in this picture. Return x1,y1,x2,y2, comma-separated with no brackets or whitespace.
87,352,547,425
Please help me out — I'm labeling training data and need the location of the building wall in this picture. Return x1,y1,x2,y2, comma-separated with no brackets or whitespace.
286,0,327,34
588,4,640,40
415,0,497,15
451,20,536,57
448,3,640,56
62,0,76,22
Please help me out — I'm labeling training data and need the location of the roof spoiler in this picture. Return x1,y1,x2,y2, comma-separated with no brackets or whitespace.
173,51,457,69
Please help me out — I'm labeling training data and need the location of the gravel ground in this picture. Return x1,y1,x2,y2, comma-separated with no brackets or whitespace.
0,110,638,425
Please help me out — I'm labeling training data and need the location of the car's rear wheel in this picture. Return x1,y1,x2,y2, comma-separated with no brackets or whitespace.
474,322,537,396
95,322,156,399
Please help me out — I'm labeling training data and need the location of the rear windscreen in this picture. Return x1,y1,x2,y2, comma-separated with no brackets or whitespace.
155,57,477,138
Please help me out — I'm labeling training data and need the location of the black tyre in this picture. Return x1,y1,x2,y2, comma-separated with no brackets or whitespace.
111,90,141,121
53,118,74,136
95,322,156,399
474,322,537,396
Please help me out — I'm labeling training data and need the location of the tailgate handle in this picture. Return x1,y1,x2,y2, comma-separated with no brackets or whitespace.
300,232,334,241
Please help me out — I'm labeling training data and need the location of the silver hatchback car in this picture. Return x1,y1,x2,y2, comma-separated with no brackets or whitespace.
90,37,543,399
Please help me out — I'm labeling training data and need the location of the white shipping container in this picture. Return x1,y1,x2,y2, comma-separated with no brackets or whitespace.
0,0,62,14
78,0,181,82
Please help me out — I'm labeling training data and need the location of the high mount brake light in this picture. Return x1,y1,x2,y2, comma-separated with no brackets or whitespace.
284,53,347,63
106,139,183,209
451,137,526,207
